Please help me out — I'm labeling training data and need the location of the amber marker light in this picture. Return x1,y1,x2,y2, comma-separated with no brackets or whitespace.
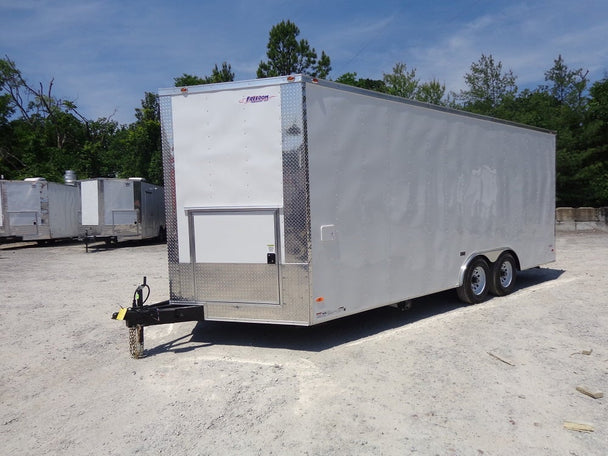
315,297,324,302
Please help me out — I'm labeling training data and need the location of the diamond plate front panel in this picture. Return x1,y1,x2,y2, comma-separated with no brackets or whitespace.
204,264,310,324
194,263,279,303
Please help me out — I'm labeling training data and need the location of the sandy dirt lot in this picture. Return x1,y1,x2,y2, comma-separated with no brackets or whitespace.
0,232,606,455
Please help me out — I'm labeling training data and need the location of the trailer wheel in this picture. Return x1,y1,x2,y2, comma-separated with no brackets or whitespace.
457,257,490,304
489,252,517,296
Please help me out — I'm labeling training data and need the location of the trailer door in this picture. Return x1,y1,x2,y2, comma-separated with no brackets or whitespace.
187,207,281,305
6,182,40,236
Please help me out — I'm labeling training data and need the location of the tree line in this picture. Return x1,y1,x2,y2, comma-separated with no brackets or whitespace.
1,20,606,206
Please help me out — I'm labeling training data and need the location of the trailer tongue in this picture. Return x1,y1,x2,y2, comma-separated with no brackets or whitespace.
112,277,204,358
111,74,555,358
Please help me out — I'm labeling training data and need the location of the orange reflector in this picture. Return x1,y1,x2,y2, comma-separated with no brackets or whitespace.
315,297,324,302
180,87,188,92
287,76,296,81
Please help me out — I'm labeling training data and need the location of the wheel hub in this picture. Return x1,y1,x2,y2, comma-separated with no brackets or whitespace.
471,266,487,295
500,262,513,287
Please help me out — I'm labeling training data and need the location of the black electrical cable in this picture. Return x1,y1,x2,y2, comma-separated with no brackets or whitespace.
132,278,151,307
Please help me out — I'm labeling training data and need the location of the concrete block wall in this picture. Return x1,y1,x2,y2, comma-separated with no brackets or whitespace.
556,207,608,232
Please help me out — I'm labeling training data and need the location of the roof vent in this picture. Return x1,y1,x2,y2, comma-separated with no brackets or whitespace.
64,170,77,186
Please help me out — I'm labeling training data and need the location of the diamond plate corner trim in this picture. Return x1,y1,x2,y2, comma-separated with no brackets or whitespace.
159,95,182,300
281,82,311,265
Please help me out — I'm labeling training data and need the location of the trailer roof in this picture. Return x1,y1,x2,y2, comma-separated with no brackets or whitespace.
159,74,555,135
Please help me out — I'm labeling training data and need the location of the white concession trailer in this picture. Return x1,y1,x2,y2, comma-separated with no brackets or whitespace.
113,75,556,357
0,178,80,243
79,178,165,247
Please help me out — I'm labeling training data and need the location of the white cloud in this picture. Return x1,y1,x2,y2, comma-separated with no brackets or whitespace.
2,0,607,124
407,1,608,95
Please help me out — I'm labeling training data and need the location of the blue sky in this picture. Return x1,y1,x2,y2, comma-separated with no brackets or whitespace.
1,0,607,125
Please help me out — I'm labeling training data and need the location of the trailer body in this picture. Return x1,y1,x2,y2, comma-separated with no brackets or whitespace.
0,178,80,242
156,75,555,326
79,178,165,242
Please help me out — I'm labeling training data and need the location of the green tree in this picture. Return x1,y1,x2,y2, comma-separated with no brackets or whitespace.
76,117,120,179
335,72,386,93
257,20,331,78
416,79,447,105
174,74,207,86
0,57,166,184
208,62,235,83
0,56,28,121
498,88,556,129
0,56,92,180
0,62,15,128
530,57,591,206
112,92,163,184
383,62,419,99
338,69,447,105
335,72,358,86
458,53,518,115
567,77,608,206
314,51,332,79
174,62,235,87
544,54,589,109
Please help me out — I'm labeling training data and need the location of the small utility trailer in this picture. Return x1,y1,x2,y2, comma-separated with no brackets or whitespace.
112,75,556,357
0,177,80,243
79,178,165,250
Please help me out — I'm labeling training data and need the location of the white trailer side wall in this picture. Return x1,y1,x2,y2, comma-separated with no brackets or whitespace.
306,83,555,320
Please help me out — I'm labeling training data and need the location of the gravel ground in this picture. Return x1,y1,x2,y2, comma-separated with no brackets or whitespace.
0,232,606,456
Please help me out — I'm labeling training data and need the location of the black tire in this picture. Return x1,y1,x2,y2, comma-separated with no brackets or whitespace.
489,252,517,296
457,257,490,304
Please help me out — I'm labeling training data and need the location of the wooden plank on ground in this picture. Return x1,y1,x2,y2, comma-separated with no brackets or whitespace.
564,421,594,432
576,386,604,399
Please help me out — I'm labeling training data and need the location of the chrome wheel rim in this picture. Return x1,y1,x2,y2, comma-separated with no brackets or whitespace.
470,266,487,296
499,261,513,288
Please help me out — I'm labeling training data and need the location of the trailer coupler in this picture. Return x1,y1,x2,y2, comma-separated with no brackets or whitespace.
111,277,205,358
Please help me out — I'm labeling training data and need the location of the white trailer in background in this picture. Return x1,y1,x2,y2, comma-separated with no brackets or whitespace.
0,178,80,243
113,75,556,357
79,178,165,249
